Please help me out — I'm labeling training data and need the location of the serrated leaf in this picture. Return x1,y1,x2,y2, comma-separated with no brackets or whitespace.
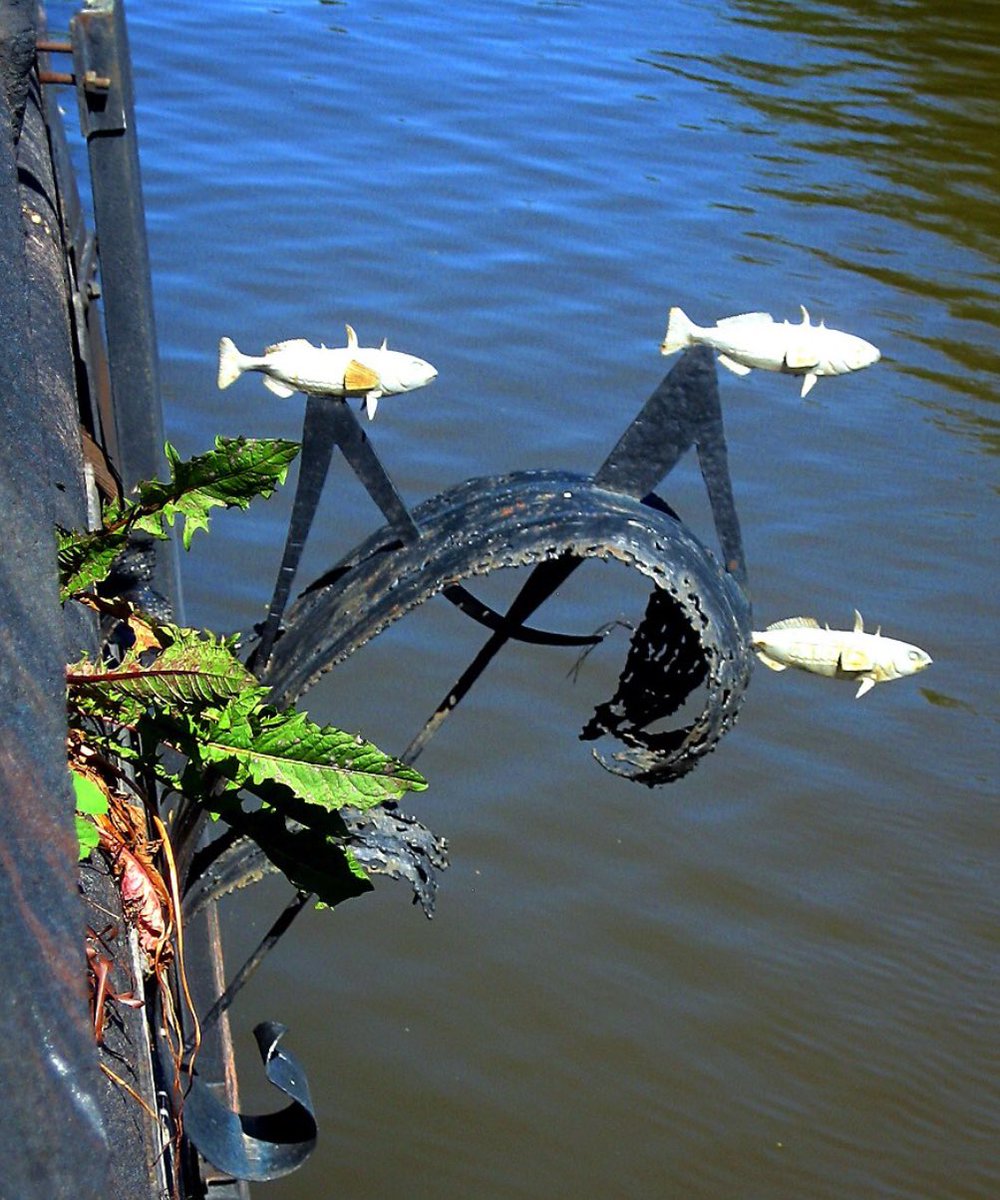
57,527,129,601
67,624,258,714
58,437,299,598
134,436,299,550
198,697,427,814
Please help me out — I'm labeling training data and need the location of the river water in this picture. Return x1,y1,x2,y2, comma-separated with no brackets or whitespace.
55,1,997,1196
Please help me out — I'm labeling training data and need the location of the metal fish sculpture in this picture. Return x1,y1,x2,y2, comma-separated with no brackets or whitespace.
660,305,880,397
217,325,438,419
752,610,931,698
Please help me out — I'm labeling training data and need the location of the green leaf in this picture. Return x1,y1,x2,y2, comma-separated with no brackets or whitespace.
59,431,433,910
57,436,299,598
76,815,101,861
197,693,427,815
133,437,299,550
72,770,109,861
67,624,258,714
57,527,129,602
72,770,110,814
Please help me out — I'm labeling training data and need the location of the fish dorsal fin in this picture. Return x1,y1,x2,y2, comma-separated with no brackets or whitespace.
265,338,312,354
345,324,358,348
716,311,774,327
765,617,820,632
344,359,380,393
852,609,865,633
799,305,811,325
262,375,297,398
380,337,388,351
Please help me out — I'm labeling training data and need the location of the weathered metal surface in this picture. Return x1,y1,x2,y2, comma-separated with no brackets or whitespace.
183,805,449,922
594,342,747,591
264,467,752,781
70,0,180,604
0,0,35,140
41,56,120,484
186,903,253,1200
254,394,388,665
258,348,753,782
0,10,242,1196
255,393,597,669
170,1021,318,1183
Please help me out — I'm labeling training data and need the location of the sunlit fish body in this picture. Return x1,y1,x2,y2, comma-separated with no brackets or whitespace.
217,324,437,419
660,305,880,397
752,610,931,698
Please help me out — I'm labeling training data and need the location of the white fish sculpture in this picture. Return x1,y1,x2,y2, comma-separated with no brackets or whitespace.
660,305,880,397
217,325,437,419
752,610,931,698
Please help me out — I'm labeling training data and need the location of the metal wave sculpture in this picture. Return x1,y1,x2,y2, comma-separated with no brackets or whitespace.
258,344,753,784
179,344,754,1181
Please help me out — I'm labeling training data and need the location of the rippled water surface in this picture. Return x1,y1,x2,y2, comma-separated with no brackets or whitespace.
54,1,997,1196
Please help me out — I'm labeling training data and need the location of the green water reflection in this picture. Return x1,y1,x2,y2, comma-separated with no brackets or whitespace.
643,0,999,449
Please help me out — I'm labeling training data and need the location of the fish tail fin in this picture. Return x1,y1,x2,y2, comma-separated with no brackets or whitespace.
660,306,696,356
217,336,247,390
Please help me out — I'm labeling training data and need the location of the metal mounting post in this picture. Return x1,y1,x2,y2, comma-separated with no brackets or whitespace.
70,0,180,610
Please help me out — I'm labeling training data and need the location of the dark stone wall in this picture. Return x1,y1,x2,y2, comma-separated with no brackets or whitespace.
0,36,111,1200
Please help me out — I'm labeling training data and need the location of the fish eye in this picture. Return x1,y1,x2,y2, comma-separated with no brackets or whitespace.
907,649,922,660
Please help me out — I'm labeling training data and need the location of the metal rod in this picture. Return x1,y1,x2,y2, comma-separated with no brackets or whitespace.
402,554,581,763
256,395,419,668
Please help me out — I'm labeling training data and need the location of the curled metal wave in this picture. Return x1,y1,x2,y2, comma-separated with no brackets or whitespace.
262,469,753,782
171,1020,318,1182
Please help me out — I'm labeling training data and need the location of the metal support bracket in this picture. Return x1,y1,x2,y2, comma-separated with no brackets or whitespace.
71,2,124,135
